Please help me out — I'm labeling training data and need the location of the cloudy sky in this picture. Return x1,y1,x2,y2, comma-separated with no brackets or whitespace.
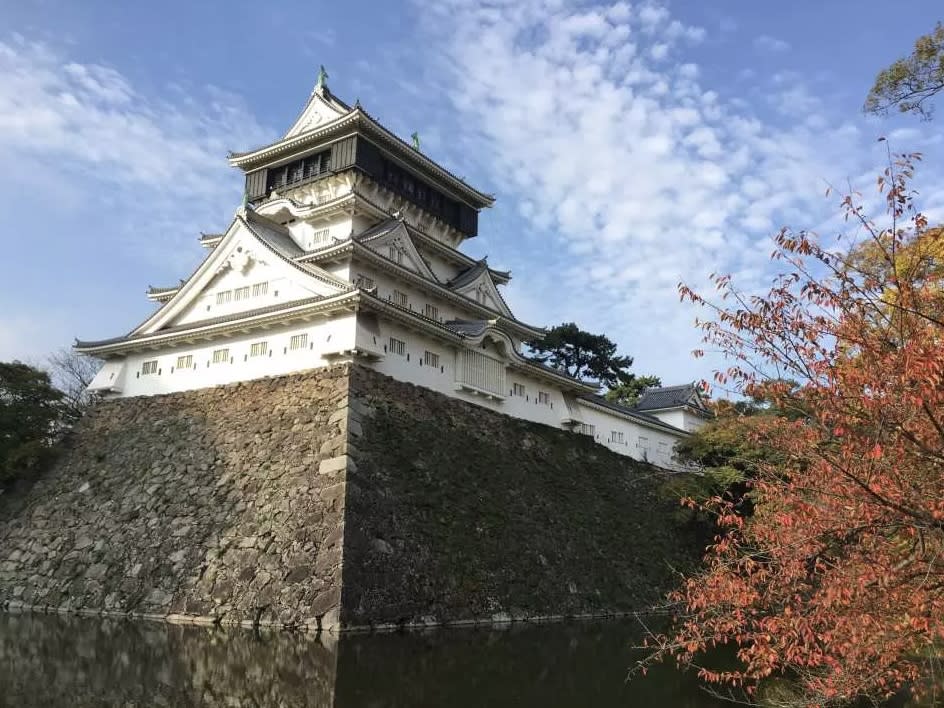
1,0,942,384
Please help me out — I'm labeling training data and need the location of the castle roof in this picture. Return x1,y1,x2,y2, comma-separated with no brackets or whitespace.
577,394,690,435
634,383,711,416
228,83,494,210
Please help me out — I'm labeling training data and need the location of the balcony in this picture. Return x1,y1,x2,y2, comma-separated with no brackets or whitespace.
455,349,505,400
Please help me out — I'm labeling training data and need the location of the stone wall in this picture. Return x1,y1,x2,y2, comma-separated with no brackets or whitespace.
0,364,701,631
339,366,700,628
0,366,352,630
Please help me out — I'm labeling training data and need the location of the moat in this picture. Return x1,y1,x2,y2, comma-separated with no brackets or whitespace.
0,613,728,707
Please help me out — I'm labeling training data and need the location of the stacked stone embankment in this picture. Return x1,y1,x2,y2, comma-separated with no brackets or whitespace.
0,364,701,630
0,366,351,630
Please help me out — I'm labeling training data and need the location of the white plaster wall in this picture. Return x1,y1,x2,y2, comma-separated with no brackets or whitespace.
173,262,328,328
421,251,464,284
573,402,685,470
646,409,708,434
104,315,357,397
648,409,686,430
360,317,568,429
287,215,353,251
351,263,472,325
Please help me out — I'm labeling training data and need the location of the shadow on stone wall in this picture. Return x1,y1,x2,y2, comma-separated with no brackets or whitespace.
341,366,703,628
0,366,352,629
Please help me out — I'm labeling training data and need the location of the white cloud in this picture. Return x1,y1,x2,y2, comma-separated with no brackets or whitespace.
414,0,944,383
0,35,271,363
754,34,791,53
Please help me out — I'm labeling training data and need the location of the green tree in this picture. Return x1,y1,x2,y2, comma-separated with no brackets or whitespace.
527,322,635,388
0,361,64,486
604,374,662,407
865,22,944,118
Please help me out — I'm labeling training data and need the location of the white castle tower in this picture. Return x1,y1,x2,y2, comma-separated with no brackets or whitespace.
78,69,707,467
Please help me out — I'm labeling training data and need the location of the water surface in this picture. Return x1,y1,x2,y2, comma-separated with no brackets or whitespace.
0,613,728,707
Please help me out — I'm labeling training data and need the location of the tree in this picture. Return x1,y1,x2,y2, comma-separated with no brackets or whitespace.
0,362,64,487
641,153,944,705
527,322,636,388
865,22,944,119
47,348,100,426
605,374,662,407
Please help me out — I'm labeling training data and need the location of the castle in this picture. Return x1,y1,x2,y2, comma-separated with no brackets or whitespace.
77,70,708,469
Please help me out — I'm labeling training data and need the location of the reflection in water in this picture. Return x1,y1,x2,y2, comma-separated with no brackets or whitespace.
0,613,727,707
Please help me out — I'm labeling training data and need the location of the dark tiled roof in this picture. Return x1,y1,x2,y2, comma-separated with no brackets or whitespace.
578,394,685,432
444,319,490,337
447,261,488,289
244,211,304,259
354,217,401,243
147,285,180,295
634,384,705,412
447,260,512,289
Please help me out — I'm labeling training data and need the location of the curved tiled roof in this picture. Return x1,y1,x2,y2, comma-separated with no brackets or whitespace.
578,395,688,434
634,383,708,413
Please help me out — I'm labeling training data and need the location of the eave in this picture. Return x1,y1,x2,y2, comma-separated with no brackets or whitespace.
75,292,360,357
577,397,690,435
301,240,542,340
146,286,179,303
228,110,494,209
635,403,713,418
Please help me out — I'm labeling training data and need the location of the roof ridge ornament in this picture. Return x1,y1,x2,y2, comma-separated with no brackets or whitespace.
314,65,329,95
410,131,420,151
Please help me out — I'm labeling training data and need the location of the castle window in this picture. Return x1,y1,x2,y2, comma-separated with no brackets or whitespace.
176,355,193,370
424,350,439,368
424,303,439,320
611,431,625,444
389,337,406,356
311,229,331,247
388,245,404,265
577,423,595,436
392,290,408,307
212,348,229,364
512,383,526,397
474,288,487,305
250,341,268,358
538,391,550,405
290,333,308,351
233,286,251,302
252,281,269,297
355,275,375,290
216,290,232,305
637,435,649,452
141,360,158,375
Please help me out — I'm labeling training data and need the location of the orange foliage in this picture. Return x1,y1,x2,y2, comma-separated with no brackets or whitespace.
660,152,944,705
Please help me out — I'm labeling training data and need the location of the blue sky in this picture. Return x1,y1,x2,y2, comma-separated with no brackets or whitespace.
1,0,942,386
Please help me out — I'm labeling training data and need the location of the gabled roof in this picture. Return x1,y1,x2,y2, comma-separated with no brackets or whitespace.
283,85,351,139
76,208,352,353
446,260,514,318
634,383,710,415
75,292,358,354
447,260,511,288
353,217,439,283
